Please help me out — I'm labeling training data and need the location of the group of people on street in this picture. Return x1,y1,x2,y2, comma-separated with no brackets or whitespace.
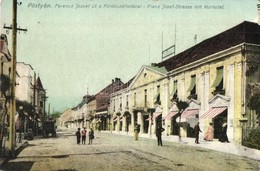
194,120,229,144
133,120,229,146
75,127,94,145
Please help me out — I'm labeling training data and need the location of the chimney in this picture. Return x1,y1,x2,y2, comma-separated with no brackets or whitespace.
151,63,157,67
257,4,260,25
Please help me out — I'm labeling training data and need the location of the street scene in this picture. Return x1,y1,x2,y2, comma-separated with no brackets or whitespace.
0,128,259,171
1,0,260,170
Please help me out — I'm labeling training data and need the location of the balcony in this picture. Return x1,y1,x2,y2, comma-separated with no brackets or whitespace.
212,89,225,96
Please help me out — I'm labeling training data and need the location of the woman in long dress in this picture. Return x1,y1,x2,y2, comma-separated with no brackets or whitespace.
204,122,214,141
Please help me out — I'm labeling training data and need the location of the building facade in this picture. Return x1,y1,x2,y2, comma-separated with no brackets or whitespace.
108,21,260,144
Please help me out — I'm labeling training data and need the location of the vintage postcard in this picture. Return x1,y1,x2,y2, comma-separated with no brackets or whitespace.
0,0,260,170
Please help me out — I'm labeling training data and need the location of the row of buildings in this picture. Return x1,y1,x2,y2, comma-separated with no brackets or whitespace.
0,33,48,149
59,6,260,144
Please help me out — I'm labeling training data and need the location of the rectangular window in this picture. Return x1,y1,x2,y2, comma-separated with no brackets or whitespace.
154,86,160,104
188,75,197,99
120,97,122,109
212,66,224,90
126,95,129,107
188,75,196,94
170,80,178,100
144,89,147,107
113,99,115,111
40,101,43,107
134,92,137,106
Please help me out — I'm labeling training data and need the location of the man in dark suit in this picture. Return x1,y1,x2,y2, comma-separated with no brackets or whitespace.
156,124,165,146
194,122,202,144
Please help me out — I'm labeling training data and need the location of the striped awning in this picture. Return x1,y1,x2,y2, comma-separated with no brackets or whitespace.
113,117,118,122
200,107,227,119
145,116,152,121
164,111,178,120
153,112,162,119
176,109,199,122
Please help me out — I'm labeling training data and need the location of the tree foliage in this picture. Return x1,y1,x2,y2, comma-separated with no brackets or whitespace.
16,100,34,116
248,92,260,116
176,100,189,112
51,112,61,119
245,127,260,150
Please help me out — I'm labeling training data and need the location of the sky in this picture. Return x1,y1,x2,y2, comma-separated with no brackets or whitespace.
0,0,259,113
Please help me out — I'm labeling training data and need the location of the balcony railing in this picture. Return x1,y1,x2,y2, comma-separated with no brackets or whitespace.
212,89,225,96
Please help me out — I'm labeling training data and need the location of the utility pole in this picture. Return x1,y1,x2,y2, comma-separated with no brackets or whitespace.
31,72,36,135
42,94,48,121
3,0,27,158
48,103,50,120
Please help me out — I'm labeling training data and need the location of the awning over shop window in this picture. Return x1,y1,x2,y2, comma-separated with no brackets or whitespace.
153,112,162,119
120,117,123,122
212,67,223,87
200,107,227,119
176,109,199,122
113,117,118,122
164,111,178,120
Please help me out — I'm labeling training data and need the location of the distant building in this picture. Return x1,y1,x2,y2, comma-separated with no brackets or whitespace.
94,78,124,131
16,62,34,103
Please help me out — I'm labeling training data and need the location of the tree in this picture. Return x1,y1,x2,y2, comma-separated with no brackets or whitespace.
51,112,61,120
176,100,189,141
248,92,260,126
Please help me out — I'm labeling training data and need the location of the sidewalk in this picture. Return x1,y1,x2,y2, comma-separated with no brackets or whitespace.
0,139,28,166
107,131,260,161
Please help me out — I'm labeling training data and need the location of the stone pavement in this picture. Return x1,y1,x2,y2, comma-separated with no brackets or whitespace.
108,131,260,161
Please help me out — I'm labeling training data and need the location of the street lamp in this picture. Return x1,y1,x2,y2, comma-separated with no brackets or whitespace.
18,106,23,143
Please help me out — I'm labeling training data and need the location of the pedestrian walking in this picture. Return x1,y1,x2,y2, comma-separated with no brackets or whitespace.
75,128,81,145
219,120,229,143
156,124,165,146
88,128,94,145
194,122,202,144
81,127,87,145
134,124,140,141
204,122,214,141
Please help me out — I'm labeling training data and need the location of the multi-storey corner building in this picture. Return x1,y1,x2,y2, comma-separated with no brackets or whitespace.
0,34,11,134
110,65,168,136
109,77,134,133
95,78,124,131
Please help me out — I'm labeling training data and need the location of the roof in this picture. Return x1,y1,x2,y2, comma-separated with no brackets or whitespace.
145,65,168,74
36,77,44,90
95,78,124,112
157,21,260,71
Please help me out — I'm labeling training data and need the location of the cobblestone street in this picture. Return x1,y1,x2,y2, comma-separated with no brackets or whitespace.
0,129,259,171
